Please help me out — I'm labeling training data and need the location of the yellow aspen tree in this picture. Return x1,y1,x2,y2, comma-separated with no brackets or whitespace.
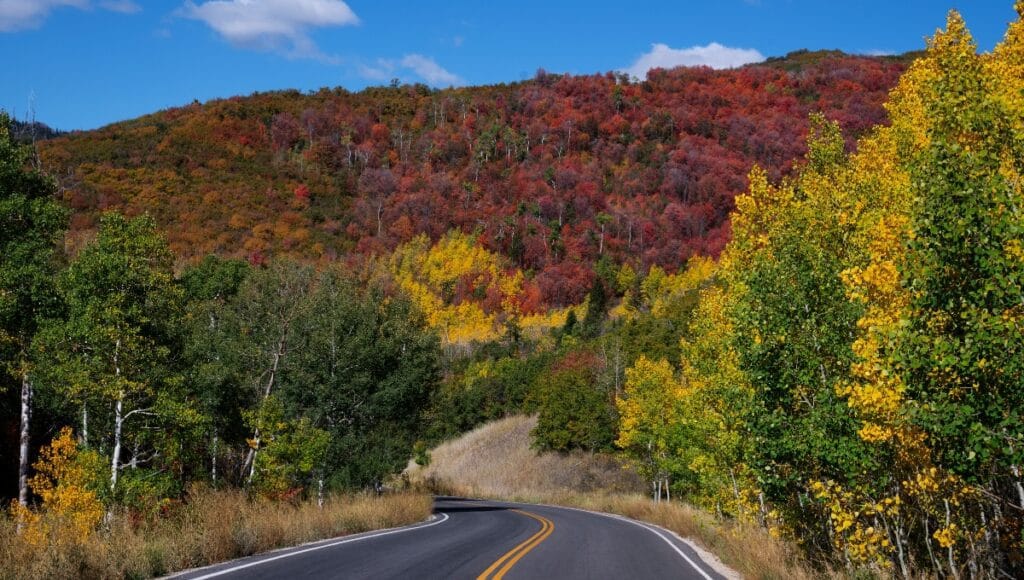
678,286,762,524
616,355,681,501
11,427,104,547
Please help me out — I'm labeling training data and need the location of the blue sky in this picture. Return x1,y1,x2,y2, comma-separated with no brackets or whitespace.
0,1,1018,130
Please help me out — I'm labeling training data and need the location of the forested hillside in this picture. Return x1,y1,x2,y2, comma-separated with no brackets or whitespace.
414,9,1024,577
4,4,1023,578
39,51,906,307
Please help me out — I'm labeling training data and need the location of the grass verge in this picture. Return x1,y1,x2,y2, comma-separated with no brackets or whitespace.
0,488,432,580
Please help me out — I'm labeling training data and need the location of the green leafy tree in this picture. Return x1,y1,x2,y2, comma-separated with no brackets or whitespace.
425,350,554,441
724,119,879,543
213,260,316,484
279,269,441,488
36,213,189,494
531,350,616,452
0,113,67,505
179,255,251,484
243,396,329,499
580,279,608,338
895,11,1024,512
195,261,441,490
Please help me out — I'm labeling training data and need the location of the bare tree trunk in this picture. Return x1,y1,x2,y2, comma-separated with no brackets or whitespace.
1011,464,1024,510
946,499,960,580
111,395,123,491
318,476,325,509
881,511,909,579
243,431,259,483
211,433,218,483
81,402,88,445
18,373,31,506
924,516,942,575
110,339,124,492
894,514,909,580
376,201,384,237
729,469,743,520
758,492,768,526
664,478,670,502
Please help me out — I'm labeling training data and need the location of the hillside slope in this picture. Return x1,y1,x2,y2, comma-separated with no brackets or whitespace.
405,415,643,498
39,51,907,306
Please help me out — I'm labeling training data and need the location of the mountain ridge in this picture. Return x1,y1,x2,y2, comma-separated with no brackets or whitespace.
37,49,908,306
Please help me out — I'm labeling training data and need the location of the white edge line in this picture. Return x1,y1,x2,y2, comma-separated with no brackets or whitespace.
178,512,450,580
524,501,723,580
602,513,715,580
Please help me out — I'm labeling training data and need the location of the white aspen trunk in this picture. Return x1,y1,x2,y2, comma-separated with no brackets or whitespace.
18,373,31,506
1011,464,1024,510
81,402,88,445
376,201,384,237
318,477,324,509
759,492,768,526
946,499,960,580
111,395,123,491
924,516,942,575
110,338,124,492
729,469,741,517
243,435,259,484
211,434,218,483
895,518,910,580
980,504,990,544
881,511,909,580
664,478,670,502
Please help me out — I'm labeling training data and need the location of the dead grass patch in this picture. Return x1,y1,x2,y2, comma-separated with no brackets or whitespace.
406,415,643,497
0,488,432,580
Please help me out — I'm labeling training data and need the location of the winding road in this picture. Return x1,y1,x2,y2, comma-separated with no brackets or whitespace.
170,497,731,580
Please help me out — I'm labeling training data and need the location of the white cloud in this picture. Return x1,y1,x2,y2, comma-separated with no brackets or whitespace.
0,0,87,31
99,0,140,14
359,54,463,87
182,0,358,59
358,59,395,81
400,54,462,86
624,42,764,78
0,0,142,32
861,49,895,57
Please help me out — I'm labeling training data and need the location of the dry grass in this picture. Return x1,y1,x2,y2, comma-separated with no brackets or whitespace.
405,415,643,497
407,415,828,580
0,488,432,580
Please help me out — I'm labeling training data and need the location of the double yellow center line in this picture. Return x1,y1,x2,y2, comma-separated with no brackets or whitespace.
476,509,555,580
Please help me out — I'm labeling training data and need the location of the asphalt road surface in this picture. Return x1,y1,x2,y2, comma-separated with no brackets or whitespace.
170,497,730,580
